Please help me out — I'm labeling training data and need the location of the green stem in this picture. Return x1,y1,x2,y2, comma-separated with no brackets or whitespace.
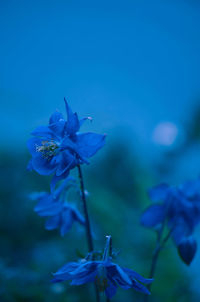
77,165,100,302
144,226,171,302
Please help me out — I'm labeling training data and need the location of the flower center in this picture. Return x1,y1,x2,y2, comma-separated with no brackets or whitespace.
36,140,58,159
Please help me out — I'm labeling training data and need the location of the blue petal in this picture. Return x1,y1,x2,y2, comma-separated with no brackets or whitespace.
27,137,43,156
64,98,80,135
32,153,57,175
70,261,99,278
148,184,169,202
52,262,79,283
34,196,63,217
60,207,74,236
179,179,200,199
45,214,61,230
141,204,165,228
49,111,64,124
171,217,192,245
106,263,132,288
71,207,85,225
177,237,197,265
123,268,153,285
50,171,69,192
56,151,76,177
105,280,117,299
76,132,106,158
70,270,97,285
27,159,33,171
131,279,151,295
31,126,55,139
49,121,66,138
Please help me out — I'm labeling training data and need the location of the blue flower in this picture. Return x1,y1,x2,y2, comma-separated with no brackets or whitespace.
31,180,85,236
141,179,200,264
52,258,153,298
27,99,106,188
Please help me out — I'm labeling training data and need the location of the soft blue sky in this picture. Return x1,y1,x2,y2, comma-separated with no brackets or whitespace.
1,0,200,151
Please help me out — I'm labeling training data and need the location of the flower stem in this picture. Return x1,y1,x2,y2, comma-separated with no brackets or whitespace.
105,236,112,302
77,164,100,302
144,226,171,302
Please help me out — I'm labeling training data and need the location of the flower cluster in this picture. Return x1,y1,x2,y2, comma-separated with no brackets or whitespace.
27,98,106,189
52,236,153,299
141,178,200,264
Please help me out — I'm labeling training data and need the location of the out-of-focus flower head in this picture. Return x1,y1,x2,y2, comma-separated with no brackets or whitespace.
141,178,200,265
52,236,153,298
31,178,85,236
27,99,106,189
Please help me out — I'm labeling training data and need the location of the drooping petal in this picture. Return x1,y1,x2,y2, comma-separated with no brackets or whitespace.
105,280,117,299
106,263,132,289
34,196,63,217
123,268,153,285
71,207,85,225
32,153,57,175
50,171,69,192
76,132,106,158
60,207,74,236
45,214,61,230
177,237,197,265
141,204,166,228
64,98,80,135
170,217,192,245
131,279,151,295
148,183,170,202
52,262,79,283
70,270,97,285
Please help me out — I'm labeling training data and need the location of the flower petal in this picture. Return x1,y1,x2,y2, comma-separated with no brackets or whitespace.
131,279,151,295
31,126,55,139
123,268,153,285
141,204,165,228
27,137,43,156
49,111,64,124
32,153,57,175
148,184,169,202
76,132,106,158
105,280,117,299
45,214,61,230
34,196,63,217
64,98,80,135
60,207,74,236
106,263,132,288
177,237,197,265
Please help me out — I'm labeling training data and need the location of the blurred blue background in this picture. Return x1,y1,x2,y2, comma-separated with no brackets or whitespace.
1,0,200,301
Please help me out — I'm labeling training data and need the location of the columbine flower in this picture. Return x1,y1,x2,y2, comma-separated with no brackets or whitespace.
141,179,200,264
27,99,106,188
52,236,153,298
31,179,85,236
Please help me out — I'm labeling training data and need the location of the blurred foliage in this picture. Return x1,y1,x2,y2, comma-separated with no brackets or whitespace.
0,132,200,301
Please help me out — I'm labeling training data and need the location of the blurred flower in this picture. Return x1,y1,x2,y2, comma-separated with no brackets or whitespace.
152,122,178,146
52,236,153,298
27,99,106,188
32,179,85,236
141,178,200,264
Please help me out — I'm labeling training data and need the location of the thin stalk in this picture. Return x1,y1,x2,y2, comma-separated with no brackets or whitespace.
144,226,171,302
105,236,112,302
77,164,100,302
